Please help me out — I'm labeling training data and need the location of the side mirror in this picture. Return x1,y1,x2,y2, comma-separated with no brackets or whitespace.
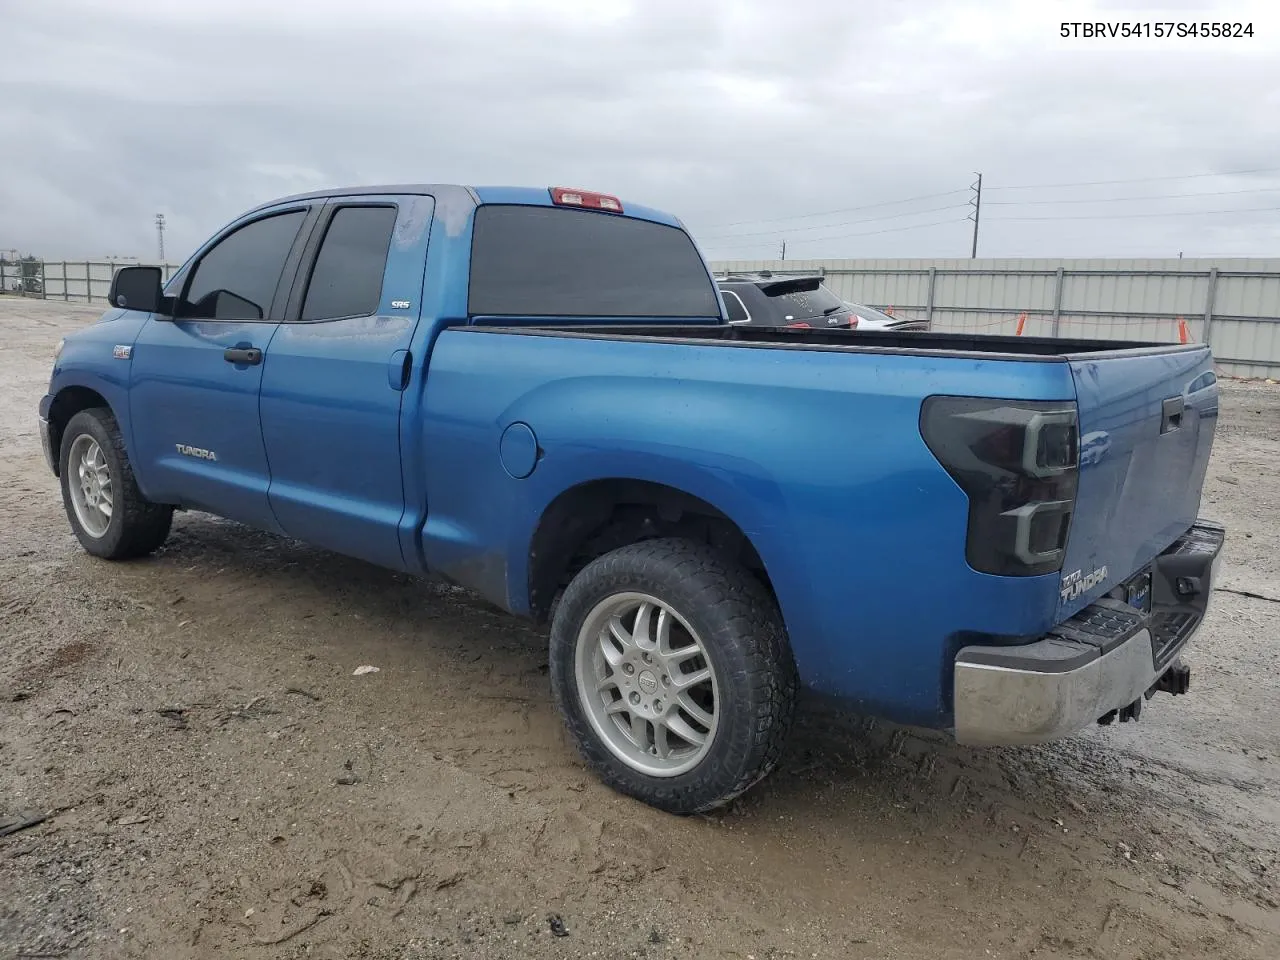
108,266,164,313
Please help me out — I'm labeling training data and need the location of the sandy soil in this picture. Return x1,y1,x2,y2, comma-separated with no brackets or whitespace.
1,296,1278,960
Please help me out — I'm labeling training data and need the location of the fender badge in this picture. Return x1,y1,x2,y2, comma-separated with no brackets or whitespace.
113,345,132,360
176,443,217,461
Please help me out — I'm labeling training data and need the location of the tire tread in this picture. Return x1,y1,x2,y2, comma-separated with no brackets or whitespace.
550,537,798,814
61,407,172,560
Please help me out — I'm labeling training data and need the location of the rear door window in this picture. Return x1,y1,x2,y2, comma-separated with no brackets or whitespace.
301,205,398,321
469,205,720,317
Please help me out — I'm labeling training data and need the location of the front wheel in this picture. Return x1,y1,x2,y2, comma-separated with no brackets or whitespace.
59,408,173,560
550,538,798,814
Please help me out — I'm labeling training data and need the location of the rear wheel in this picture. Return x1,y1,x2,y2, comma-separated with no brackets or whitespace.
59,408,173,560
550,538,797,814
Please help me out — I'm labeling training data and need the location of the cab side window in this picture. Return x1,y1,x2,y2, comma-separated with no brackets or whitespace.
177,211,307,320
722,290,750,324
300,205,398,321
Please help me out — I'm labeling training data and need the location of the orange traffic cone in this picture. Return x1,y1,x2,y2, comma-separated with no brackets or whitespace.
1015,312,1027,336
1177,317,1190,343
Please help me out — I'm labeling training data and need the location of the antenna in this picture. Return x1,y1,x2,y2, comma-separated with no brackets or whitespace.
967,172,982,258
155,213,166,261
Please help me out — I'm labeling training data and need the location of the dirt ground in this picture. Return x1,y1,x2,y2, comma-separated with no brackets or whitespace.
1,297,1278,960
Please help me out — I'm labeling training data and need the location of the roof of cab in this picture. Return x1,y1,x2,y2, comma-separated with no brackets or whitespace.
249,184,683,228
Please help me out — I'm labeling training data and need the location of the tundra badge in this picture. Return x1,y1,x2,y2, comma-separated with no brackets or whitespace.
176,444,218,462
1060,565,1108,603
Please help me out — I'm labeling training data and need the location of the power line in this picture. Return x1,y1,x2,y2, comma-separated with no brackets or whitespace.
696,167,1280,241
986,165,1280,191
698,203,971,241
986,185,1280,206
703,216,964,253
696,188,969,231
987,204,1280,222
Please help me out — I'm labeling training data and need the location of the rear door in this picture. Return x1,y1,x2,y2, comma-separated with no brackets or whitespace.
259,194,434,570
129,205,317,530
1057,345,1218,618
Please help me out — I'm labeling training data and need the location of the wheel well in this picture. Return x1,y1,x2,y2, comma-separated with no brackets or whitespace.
47,387,110,474
527,479,777,622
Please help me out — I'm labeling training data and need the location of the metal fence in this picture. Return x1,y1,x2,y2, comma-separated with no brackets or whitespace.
712,257,1280,378
4,256,1279,377
0,259,178,303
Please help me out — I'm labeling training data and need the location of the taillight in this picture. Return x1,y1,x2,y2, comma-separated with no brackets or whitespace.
847,314,859,329
549,187,623,213
920,397,1079,576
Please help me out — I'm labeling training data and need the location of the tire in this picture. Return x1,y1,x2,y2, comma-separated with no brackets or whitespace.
550,538,798,814
58,407,173,560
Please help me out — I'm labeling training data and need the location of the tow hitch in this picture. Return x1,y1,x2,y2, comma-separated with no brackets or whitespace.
1153,659,1192,696
1097,659,1191,726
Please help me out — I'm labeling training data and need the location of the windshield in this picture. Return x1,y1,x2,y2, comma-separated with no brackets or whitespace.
762,280,847,321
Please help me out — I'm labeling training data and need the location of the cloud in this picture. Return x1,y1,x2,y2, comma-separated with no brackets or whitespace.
1,0,1277,261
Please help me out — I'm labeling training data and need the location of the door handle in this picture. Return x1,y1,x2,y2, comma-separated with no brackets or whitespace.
1161,396,1184,434
224,347,263,366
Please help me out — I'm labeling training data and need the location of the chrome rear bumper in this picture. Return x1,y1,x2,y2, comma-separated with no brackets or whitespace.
954,520,1225,746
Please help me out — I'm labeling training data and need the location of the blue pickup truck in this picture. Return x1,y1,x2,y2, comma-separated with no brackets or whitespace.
39,184,1224,813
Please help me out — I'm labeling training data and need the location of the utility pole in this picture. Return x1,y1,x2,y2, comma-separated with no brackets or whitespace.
155,213,166,262
779,239,786,261
967,172,982,258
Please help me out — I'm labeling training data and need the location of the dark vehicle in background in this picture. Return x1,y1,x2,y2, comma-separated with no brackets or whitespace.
716,274,860,329
716,273,929,332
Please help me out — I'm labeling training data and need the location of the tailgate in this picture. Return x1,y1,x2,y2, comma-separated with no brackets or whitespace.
1057,345,1218,619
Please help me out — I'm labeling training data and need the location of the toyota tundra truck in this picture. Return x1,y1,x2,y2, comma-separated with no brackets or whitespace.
38,184,1223,813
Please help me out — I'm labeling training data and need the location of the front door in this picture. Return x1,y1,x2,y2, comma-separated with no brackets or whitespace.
260,195,434,570
129,206,316,531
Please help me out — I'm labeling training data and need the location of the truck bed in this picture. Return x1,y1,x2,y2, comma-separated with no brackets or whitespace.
429,319,1216,724
469,322,1192,360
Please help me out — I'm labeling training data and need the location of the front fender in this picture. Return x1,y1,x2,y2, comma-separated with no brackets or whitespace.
44,311,148,486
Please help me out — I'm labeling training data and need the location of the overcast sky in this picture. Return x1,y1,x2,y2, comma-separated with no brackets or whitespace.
2,0,1278,263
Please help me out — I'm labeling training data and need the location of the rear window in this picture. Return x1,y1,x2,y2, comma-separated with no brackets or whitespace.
469,205,720,317
762,280,847,321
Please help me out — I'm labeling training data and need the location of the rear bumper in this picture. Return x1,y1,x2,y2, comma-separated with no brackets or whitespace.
953,520,1225,746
